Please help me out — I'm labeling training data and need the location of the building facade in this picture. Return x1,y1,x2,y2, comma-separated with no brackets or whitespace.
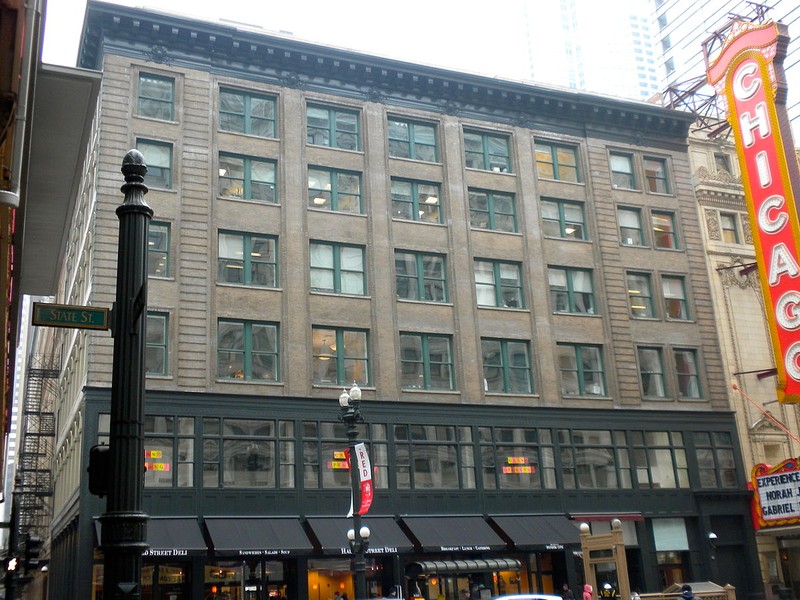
30,1,768,598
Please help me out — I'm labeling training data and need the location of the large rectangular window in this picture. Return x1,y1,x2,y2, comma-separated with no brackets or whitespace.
391,179,441,223
696,431,738,488
541,198,586,240
146,312,168,376
307,104,359,150
674,348,701,398
219,154,276,202
559,429,632,490
312,327,369,386
395,251,447,302
719,212,740,243
535,142,579,182
480,427,556,490
388,118,437,161
548,267,595,314
144,416,194,488
474,260,523,308
464,130,511,172
217,320,279,381
611,152,636,189
308,167,362,213
219,88,276,137
310,242,365,295
468,189,517,232
203,417,295,489
137,73,174,121
481,338,533,394
618,207,644,246
400,333,454,390
663,275,689,320
652,211,678,249
394,425,465,489
302,421,388,489
645,156,670,194
627,272,654,318
557,344,605,396
148,222,170,277
218,231,278,287
638,346,666,398
632,431,689,488
136,139,172,189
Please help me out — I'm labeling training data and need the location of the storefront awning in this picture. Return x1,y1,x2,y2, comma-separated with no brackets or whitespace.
204,517,312,557
94,517,209,556
400,516,507,552
490,515,580,550
306,516,414,554
407,558,522,577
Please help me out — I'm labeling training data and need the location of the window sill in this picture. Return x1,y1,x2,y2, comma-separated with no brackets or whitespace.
397,298,453,306
217,282,281,292
534,177,585,186
217,128,279,142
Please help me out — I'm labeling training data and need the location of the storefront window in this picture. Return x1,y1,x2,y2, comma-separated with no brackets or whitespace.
481,427,557,490
394,424,475,489
141,562,190,600
558,430,632,490
308,558,380,600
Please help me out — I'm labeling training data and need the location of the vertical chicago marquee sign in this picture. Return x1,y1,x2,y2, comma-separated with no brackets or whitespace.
707,21,800,403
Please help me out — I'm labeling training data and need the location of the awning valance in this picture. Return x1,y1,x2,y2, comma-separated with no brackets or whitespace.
94,517,209,557
205,517,312,557
306,516,414,554
407,558,522,577
490,515,580,549
400,516,506,552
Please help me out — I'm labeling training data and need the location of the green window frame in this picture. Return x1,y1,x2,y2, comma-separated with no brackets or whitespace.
394,424,474,489
395,250,447,302
674,348,701,399
558,429,632,490
307,104,360,150
637,346,667,398
719,212,740,243
399,333,454,390
219,88,276,138
535,141,579,182
388,118,437,161
136,139,172,189
695,431,738,488
148,221,170,277
480,426,556,490
627,271,655,318
137,73,174,121
474,259,523,309
391,178,441,223
548,267,595,314
618,207,644,246
309,242,365,295
557,343,605,396
144,416,195,488
311,327,369,386
663,275,689,320
645,156,670,194
481,338,533,394
308,167,362,213
611,152,636,189
218,153,276,202
464,130,511,172
146,312,168,376
218,231,278,288
540,198,586,239
631,431,689,489
468,188,517,232
217,319,279,382
652,211,679,249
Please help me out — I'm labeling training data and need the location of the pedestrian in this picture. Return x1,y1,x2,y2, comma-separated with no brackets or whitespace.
631,589,641,600
599,584,617,600
562,584,575,600
680,585,696,600
583,584,594,600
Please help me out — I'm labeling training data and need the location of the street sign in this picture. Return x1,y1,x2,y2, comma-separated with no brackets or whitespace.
32,302,110,330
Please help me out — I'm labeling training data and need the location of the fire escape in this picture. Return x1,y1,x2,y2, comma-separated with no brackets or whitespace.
15,354,59,543
661,1,773,139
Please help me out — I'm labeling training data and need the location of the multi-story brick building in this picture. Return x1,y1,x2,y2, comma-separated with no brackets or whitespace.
31,1,765,598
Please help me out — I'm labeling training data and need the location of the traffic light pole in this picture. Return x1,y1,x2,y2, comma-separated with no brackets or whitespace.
100,150,152,599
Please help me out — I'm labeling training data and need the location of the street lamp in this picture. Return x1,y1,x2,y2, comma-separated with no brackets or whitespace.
339,383,369,599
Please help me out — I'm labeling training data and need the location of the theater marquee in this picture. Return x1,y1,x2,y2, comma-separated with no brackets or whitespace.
752,459,800,528
707,21,800,403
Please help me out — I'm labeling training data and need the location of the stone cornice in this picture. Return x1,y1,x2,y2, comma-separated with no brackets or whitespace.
79,0,695,140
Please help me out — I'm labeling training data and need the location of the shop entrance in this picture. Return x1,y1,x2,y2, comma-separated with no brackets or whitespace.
141,562,192,600
205,560,290,600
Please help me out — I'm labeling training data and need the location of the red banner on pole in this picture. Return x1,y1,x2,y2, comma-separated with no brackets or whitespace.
355,442,373,515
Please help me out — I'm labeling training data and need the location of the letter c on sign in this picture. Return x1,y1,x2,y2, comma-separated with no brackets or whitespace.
786,342,800,382
777,291,800,330
759,195,788,234
733,62,761,101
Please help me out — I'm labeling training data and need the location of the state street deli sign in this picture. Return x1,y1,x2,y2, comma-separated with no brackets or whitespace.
707,21,800,403
752,458,800,528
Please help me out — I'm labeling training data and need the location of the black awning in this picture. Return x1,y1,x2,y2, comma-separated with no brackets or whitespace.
407,558,522,577
490,515,580,549
400,516,507,552
306,516,414,554
94,517,209,557
204,517,312,557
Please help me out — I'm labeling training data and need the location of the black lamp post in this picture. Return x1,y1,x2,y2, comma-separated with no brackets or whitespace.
339,383,370,599
101,150,152,599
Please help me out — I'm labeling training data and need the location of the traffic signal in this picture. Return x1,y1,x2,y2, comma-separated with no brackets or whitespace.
87,443,110,497
5,556,18,573
24,535,42,573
